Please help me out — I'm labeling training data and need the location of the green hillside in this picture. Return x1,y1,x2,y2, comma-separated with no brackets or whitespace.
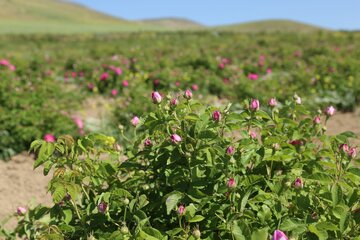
0,0,161,33
139,18,204,30
214,19,325,33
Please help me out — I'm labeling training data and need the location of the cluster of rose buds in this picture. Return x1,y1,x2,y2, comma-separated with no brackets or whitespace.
0,59,16,71
340,144,357,158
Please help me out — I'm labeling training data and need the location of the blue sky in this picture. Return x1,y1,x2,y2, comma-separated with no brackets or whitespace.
72,0,360,30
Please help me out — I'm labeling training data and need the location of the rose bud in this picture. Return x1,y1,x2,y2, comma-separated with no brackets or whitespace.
340,144,349,153
122,80,129,87
212,110,221,122
43,134,56,143
192,228,201,239
144,139,152,147
227,178,236,189
177,205,186,216
313,116,321,124
348,147,356,158
293,177,303,189
100,72,109,81
311,212,318,220
170,98,178,106
151,91,162,104
97,201,107,214
268,98,277,107
226,146,235,156
250,99,260,111
184,89,193,100
130,116,140,127
17,207,27,216
273,230,289,240
326,106,335,116
170,134,182,144
120,225,129,235
249,131,257,139
191,84,199,91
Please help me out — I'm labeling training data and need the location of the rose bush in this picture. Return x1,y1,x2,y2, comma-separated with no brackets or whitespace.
2,92,359,240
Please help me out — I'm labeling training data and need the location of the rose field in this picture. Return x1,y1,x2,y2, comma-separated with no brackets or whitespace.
0,31,360,240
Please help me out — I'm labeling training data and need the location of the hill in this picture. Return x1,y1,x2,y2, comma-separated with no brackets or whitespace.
214,19,325,33
139,18,204,30
0,0,161,33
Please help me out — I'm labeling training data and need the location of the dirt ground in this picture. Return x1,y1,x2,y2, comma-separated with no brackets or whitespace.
0,108,359,232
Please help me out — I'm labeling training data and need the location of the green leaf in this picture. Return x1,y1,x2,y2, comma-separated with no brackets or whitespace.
331,184,342,206
251,227,268,240
188,215,205,223
138,230,160,240
52,183,66,203
231,221,246,240
138,195,149,209
164,191,183,215
339,212,349,233
62,209,73,224
34,142,55,169
280,218,307,235
308,224,328,240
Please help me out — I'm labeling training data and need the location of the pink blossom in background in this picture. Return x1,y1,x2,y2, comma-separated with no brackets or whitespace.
8,65,16,71
218,63,225,69
79,72,84,77
71,72,77,78
87,83,94,90
191,84,199,91
153,79,160,86
113,67,122,76
221,58,230,64
43,134,56,143
170,98,178,106
100,72,109,81
266,68,272,74
223,77,230,84
268,98,277,107
111,55,119,61
313,116,321,124
248,73,258,80
175,81,181,87
111,89,118,97
122,80,129,87
73,117,84,130
0,59,9,66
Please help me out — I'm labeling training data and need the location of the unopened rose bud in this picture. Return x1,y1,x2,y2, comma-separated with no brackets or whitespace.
326,106,335,116
131,116,140,127
170,98,178,106
151,91,162,104
313,116,321,124
293,177,303,189
144,139,152,147
192,228,201,239
212,110,222,122
268,98,277,107
120,225,129,235
340,144,349,153
17,207,27,216
170,134,182,144
250,99,260,111
249,131,257,139
178,205,186,216
227,178,236,189
226,146,235,156
184,89,193,100
273,230,289,240
348,147,357,158
97,201,107,214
